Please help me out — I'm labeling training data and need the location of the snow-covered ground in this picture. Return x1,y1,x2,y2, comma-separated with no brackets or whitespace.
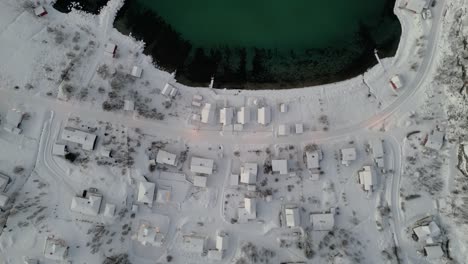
0,0,466,263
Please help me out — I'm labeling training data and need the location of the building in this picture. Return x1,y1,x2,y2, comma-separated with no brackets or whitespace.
237,107,250,124
425,130,444,150
190,157,214,175
389,75,403,90
161,83,171,96
156,187,171,203
192,101,202,107
182,235,205,254
240,163,258,185
284,207,300,227
358,166,375,192
169,87,178,98
130,66,142,78
424,244,444,259
258,106,271,125
193,94,203,101
295,123,304,134
207,249,223,260
280,103,287,113
43,237,68,261
405,0,427,13
371,139,385,168
230,173,239,186
220,107,234,126
341,147,356,166
201,103,215,124
193,175,208,187
0,173,10,192
306,150,322,170
101,148,112,158
103,203,116,217
138,181,155,207
156,150,177,166
104,43,117,57
310,213,335,231
61,127,97,151
216,232,227,251
413,221,441,242
34,6,48,17
272,159,288,175
52,143,67,156
124,100,134,111
136,222,165,247
238,197,257,223
0,193,9,208
4,109,23,134
70,189,103,216
278,124,288,136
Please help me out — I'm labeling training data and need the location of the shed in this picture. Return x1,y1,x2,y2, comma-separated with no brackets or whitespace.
310,213,335,231
193,175,208,187
237,107,250,124
216,233,227,251
161,83,171,96
124,100,134,111
34,6,48,17
280,103,287,113
52,143,67,156
190,157,214,175
0,193,9,208
295,123,304,134
169,87,178,97
424,244,444,259
220,108,234,126
405,0,427,13
426,130,444,150
103,203,116,217
138,181,156,207
130,66,142,78
0,173,10,192
104,43,117,57
201,103,215,124
156,150,177,166
272,160,288,175
4,109,23,134
285,207,300,227
258,106,271,125
358,166,375,192
230,174,239,186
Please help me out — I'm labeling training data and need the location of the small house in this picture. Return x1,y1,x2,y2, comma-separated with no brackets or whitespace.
61,127,97,151
34,6,48,17
278,124,288,136
258,106,271,125
310,213,335,231
230,173,239,186
70,189,103,216
156,150,177,166
52,143,67,156
272,159,288,175
284,207,300,227
137,181,156,207
238,197,257,223
358,166,375,192
130,66,143,78
240,163,258,189
182,235,206,254
237,107,250,124
190,157,214,175
104,43,117,57
341,147,356,166
295,123,304,134
43,237,68,261
201,103,215,124
220,108,234,126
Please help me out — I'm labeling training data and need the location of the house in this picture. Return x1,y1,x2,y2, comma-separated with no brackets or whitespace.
182,235,205,254
258,106,271,125
156,150,177,166
70,189,103,216
208,249,223,260
371,139,385,168
103,203,116,217
0,193,9,208
201,103,215,124
216,232,227,251
101,148,112,158
156,187,171,203
220,108,234,126
413,221,441,242
61,127,97,151
138,181,156,207
0,173,10,192
341,147,356,166
238,197,257,223
191,113,201,122
43,237,68,261
237,107,250,124
193,175,208,187
124,100,134,111
34,6,48,17
389,75,403,90
4,109,24,134
230,173,239,186
280,103,287,113
424,244,444,259
272,160,288,175
136,222,165,247
405,0,427,13
295,123,304,134
240,163,258,185
190,157,214,175
306,150,322,170
278,124,288,136
161,83,171,96
284,207,300,227
169,87,178,98
130,66,142,78
425,130,444,150
310,213,335,231
358,166,375,192
52,143,67,156
104,43,117,57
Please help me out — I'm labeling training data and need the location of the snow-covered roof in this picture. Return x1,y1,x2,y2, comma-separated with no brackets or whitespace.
413,221,441,241
341,147,356,165
190,157,214,175
216,233,227,251
240,163,258,185
104,43,117,55
220,107,234,126
239,197,257,222
43,237,68,261
52,143,67,156
272,159,288,174
193,94,203,101
306,151,321,169
310,213,335,231
169,87,178,97
295,123,304,134
424,244,444,259
161,83,171,96
406,0,427,13
103,203,115,217
230,173,239,186
237,107,250,124
124,100,134,111
207,249,223,260
280,103,287,113
201,103,215,124
285,207,300,227
70,193,102,216
156,188,171,203
138,181,155,206
258,106,271,125
137,223,165,247
61,127,97,151
193,175,208,187
182,235,205,253
426,130,444,150
0,193,9,208
131,66,142,78
156,150,177,166
5,109,23,133
371,139,384,158
0,173,10,192
34,6,47,17
278,124,288,136
358,166,374,192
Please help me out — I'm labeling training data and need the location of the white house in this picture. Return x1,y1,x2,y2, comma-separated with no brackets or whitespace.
258,106,271,125
4,109,23,134
52,143,67,156
156,150,177,166
130,66,142,78
136,223,165,247
310,213,335,231
103,203,116,218
137,181,156,207
278,124,288,136
43,237,68,261
413,221,441,242
70,190,103,216
306,150,322,170
190,157,214,175
237,107,250,124
371,139,385,168
341,147,356,166
240,163,258,185
238,197,257,223
358,166,375,192
182,235,206,254
201,103,215,124
104,43,117,57
61,127,97,151
425,130,444,150
424,244,444,259
285,207,300,227
405,0,427,13
193,175,208,187
272,159,288,175
220,108,234,126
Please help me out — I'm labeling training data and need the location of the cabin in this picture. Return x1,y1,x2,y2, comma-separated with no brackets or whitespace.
137,181,156,207
61,127,97,151
34,6,48,17
70,189,103,216
258,106,271,125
